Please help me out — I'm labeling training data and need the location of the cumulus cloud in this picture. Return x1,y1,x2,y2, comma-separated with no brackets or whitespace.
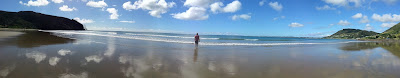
352,13,363,19
171,7,208,20
288,22,304,27
210,1,241,13
73,17,94,24
381,23,396,27
184,0,213,8
365,24,373,30
259,0,266,6
371,13,400,22
337,20,351,26
119,21,135,23
316,5,336,10
122,0,176,18
269,2,282,11
232,14,251,20
86,0,108,8
19,0,49,6
351,13,369,23
106,8,119,19
59,5,77,11
52,0,63,3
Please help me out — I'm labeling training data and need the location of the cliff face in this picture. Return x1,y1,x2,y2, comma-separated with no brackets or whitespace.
324,29,379,39
0,11,85,30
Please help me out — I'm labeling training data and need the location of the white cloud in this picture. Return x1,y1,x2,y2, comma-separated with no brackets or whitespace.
269,2,282,11
59,5,77,11
19,0,49,6
81,0,87,2
232,14,251,20
381,23,397,27
351,13,369,23
122,0,176,18
171,7,208,20
119,21,135,23
86,0,108,8
210,2,223,13
106,8,119,19
365,24,373,30
259,0,266,6
73,17,94,24
371,13,400,22
52,0,63,3
337,20,351,26
352,13,363,19
184,0,213,8
323,0,362,7
210,1,241,13
324,0,348,6
288,22,304,27
315,5,336,10
223,1,241,13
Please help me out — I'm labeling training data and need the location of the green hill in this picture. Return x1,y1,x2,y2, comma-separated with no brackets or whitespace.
370,22,400,39
0,10,85,30
324,29,379,39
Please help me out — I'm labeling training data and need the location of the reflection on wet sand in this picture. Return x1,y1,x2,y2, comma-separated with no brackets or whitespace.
25,51,47,63
1,31,400,78
59,72,88,78
5,31,74,48
340,42,400,58
193,45,198,62
0,65,15,77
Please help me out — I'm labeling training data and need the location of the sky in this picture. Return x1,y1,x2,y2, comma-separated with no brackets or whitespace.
0,0,400,37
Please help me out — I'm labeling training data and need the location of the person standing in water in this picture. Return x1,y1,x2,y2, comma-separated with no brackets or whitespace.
194,33,200,44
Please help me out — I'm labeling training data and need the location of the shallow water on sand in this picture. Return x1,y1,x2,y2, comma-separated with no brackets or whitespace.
0,31,400,78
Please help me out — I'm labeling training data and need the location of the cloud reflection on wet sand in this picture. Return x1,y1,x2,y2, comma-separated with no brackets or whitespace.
25,51,46,63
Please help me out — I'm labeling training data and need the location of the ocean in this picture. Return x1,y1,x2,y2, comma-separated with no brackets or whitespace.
42,30,359,46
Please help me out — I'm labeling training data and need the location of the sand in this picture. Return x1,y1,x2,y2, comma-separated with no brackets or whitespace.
0,31,24,38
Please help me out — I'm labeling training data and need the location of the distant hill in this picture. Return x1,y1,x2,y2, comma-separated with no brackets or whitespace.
324,29,379,39
0,11,85,30
364,22,400,39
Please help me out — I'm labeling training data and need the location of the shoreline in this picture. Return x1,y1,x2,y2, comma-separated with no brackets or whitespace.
0,28,38,31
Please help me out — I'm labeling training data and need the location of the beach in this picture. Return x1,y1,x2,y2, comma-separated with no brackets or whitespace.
0,30,400,78
0,31,24,39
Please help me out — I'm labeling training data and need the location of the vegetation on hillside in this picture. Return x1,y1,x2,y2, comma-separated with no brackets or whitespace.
364,23,400,39
324,29,379,39
0,10,85,30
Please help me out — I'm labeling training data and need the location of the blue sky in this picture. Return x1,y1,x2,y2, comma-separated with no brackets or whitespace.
1,0,400,37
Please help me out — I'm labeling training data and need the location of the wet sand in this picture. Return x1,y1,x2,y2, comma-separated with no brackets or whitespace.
0,31,400,78
0,31,24,39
